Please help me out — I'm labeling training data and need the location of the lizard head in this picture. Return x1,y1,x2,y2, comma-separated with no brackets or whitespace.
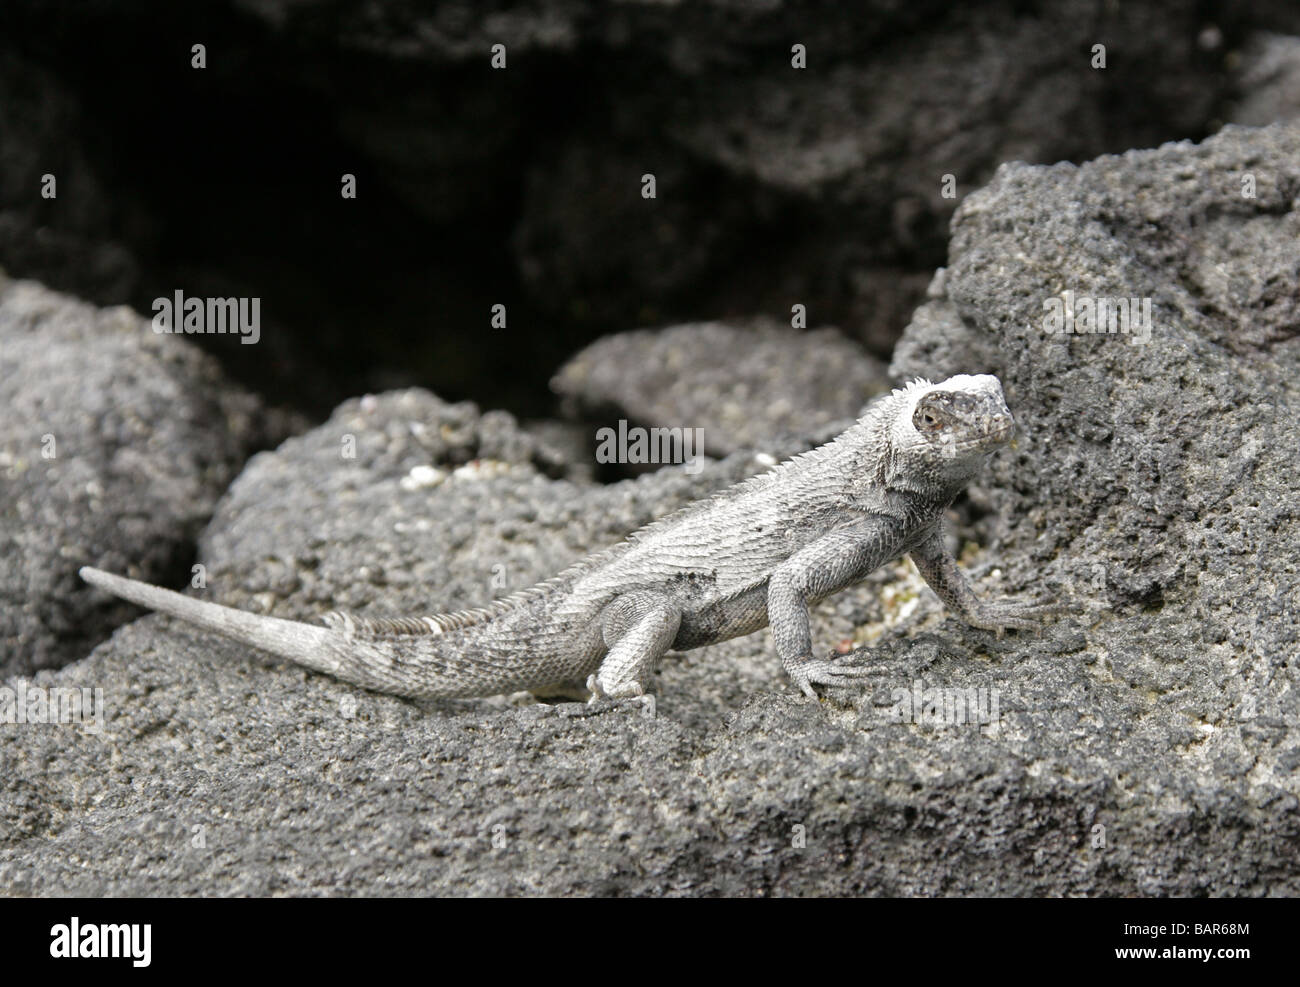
894,374,1014,477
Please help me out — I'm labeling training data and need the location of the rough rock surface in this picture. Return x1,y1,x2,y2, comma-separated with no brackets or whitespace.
4,121,1300,896
552,320,890,456
0,274,297,676
890,120,1300,892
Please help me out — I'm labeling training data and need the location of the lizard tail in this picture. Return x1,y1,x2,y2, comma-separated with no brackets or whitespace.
80,565,342,677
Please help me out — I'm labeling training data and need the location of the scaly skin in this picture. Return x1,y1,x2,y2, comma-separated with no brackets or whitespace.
81,374,1057,702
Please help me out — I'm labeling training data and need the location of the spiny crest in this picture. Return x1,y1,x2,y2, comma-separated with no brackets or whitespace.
853,377,934,484
621,383,933,548
321,552,604,639
868,377,935,421
619,443,834,547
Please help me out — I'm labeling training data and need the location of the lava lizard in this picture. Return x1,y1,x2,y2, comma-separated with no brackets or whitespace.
81,374,1055,702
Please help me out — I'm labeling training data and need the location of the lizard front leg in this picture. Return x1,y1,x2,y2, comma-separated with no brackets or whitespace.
768,516,904,698
908,528,1058,636
587,591,682,701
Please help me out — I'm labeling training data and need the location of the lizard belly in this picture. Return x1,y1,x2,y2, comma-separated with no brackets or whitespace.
671,582,770,650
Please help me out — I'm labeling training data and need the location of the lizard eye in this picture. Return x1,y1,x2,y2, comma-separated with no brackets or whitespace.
923,412,940,428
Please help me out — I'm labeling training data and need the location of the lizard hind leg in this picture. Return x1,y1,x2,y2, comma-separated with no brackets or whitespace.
588,592,681,701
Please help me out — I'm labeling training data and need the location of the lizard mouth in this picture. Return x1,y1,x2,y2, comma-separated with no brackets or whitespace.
948,421,1012,452
942,428,1012,454
984,409,1014,443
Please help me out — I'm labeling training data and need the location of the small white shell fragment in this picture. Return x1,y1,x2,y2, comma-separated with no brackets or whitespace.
399,465,447,490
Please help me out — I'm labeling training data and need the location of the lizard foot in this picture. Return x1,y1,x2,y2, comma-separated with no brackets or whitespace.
785,653,874,699
583,672,658,717
967,598,1064,638
586,671,648,701
580,692,657,719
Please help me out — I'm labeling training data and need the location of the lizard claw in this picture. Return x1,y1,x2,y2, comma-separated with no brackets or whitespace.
785,653,874,698
586,672,647,701
562,694,656,719
581,693,657,719
585,674,657,719
969,598,1064,637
